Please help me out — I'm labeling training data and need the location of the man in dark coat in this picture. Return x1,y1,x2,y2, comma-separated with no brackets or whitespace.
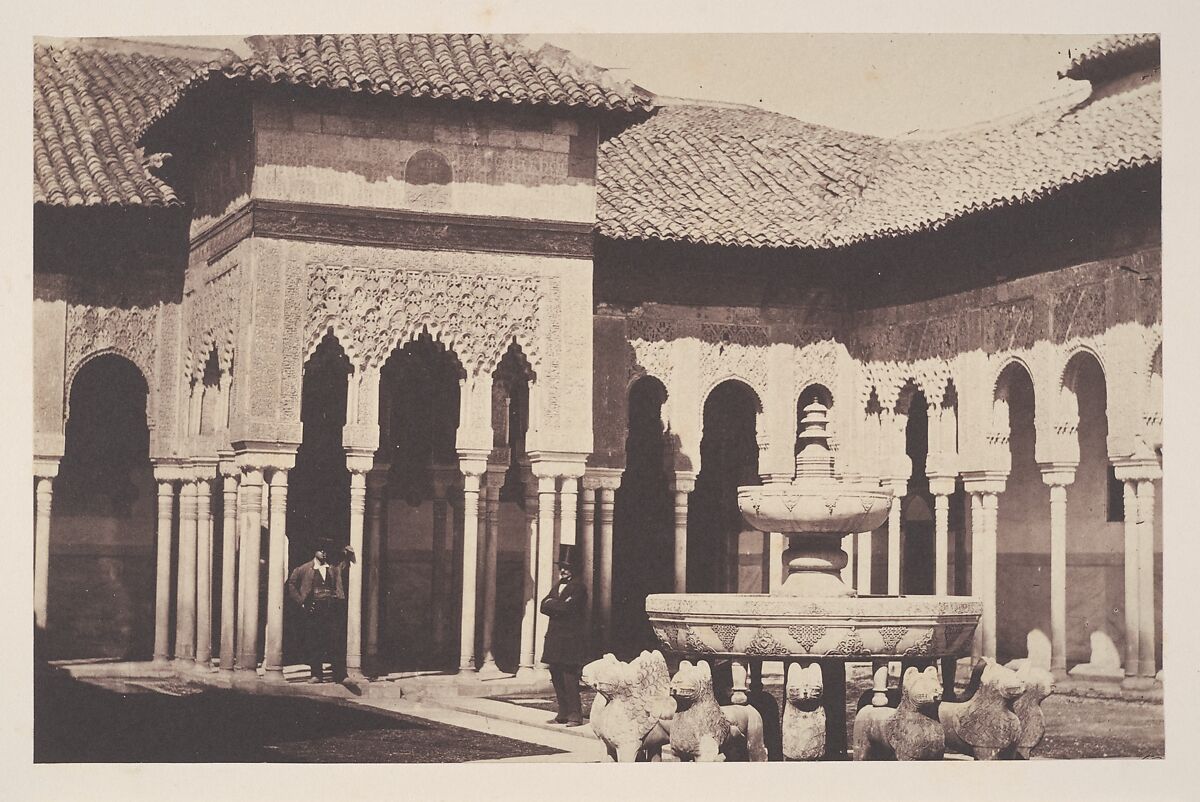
286,539,352,683
540,544,589,726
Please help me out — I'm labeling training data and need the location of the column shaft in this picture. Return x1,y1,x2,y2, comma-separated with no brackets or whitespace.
1049,483,1068,675
480,473,502,673
673,490,689,592
969,492,984,658
982,493,999,660
1122,480,1140,677
153,480,175,663
518,478,539,671
855,532,872,596
1137,480,1157,677
175,481,198,660
346,471,367,680
264,470,289,680
887,495,901,595
364,475,385,675
534,476,557,665
34,477,54,631
597,487,615,649
195,478,214,668
579,485,596,628
458,471,482,672
219,474,238,672
236,468,264,675
934,494,950,595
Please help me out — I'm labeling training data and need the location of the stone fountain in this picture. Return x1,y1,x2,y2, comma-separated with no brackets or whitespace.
645,402,982,759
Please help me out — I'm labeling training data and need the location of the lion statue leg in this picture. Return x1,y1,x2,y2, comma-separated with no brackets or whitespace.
721,705,768,762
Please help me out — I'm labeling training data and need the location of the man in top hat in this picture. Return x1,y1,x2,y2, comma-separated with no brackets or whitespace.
539,543,589,726
286,537,354,683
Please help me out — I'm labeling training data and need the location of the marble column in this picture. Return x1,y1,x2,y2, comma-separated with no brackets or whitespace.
886,480,905,595
364,470,387,677
235,467,264,677
479,468,504,675
579,482,596,628
982,492,999,660
534,474,557,666
153,477,176,663
671,473,694,593
195,476,214,669
346,469,367,681
33,464,58,632
175,480,198,661
517,471,539,674
1041,466,1075,677
930,476,955,596
969,491,984,658
219,470,238,672
560,475,579,546
597,485,616,648
457,466,484,673
1121,479,1140,680
264,469,289,681
1136,479,1158,678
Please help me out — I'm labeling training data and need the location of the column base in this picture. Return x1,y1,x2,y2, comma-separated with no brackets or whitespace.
1121,675,1157,691
232,667,260,687
262,667,287,682
478,657,506,678
515,665,551,683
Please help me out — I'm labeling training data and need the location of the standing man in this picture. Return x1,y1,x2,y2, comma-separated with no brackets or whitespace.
286,538,349,683
540,544,588,726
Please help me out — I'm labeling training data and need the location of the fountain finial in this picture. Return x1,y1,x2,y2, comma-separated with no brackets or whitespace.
795,402,835,480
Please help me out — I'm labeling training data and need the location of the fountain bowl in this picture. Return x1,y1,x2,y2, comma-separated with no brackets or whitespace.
738,482,892,535
645,593,981,659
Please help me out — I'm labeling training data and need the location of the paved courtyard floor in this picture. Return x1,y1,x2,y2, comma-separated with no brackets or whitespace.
34,667,1163,762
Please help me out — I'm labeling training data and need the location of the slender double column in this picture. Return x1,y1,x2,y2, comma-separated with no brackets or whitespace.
579,482,596,632
533,474,557,666
195,475,214,669
263,469,289,681
885,478,906,595
518,469,539,674
964,474,1004,660
1115,458,1161,683
33,461,60,633
1136,479,1158,678
455,464,485,673
174,480,198,661
597,484,617,648
479,467,505,674
153,474,177,663
235,467,264,677
1040,465,1075,678
670,473,695,593
219,469,239,671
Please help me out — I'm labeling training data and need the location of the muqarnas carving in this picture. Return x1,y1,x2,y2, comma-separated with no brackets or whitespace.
853,666,945,761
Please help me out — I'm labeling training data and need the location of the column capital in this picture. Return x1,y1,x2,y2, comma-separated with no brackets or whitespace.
961,469,1008,496
669,471,696,494
189,457,220,481
582,466,624,491
528,450,588,480
927,473,957,497
1112,457,1162,483
217,450,239,479
152,460,189,483
33,457,61,480
882,476,909,496
236,447,297,474
1038,462,1078,488
457,449,491,478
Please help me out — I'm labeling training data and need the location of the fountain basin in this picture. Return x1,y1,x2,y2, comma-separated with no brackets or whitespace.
646,593,981,659
738,483,892,535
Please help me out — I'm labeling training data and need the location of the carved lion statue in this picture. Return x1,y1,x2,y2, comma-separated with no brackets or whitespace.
939,657,1027,760
782,662,826,761
1012,663,1055,759
853,665,945,761
667,660,767,762
581,651,674,762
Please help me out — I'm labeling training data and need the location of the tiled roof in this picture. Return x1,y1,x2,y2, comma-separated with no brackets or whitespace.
229,34,653,112
597,78,1160,249
1061,34,1159,82
33,43,215,207
597,103,890,248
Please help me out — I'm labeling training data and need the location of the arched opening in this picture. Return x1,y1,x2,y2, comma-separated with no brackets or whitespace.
612,375,672,658
51,353,155,659
689,380,761,594
485,341,535,672
376,332,464,669
993,361,1050,664
285,333,352,664
198,347,222,435
1062,351,1121,669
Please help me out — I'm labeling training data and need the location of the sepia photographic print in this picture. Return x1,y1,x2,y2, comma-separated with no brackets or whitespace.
19,4,1194,795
